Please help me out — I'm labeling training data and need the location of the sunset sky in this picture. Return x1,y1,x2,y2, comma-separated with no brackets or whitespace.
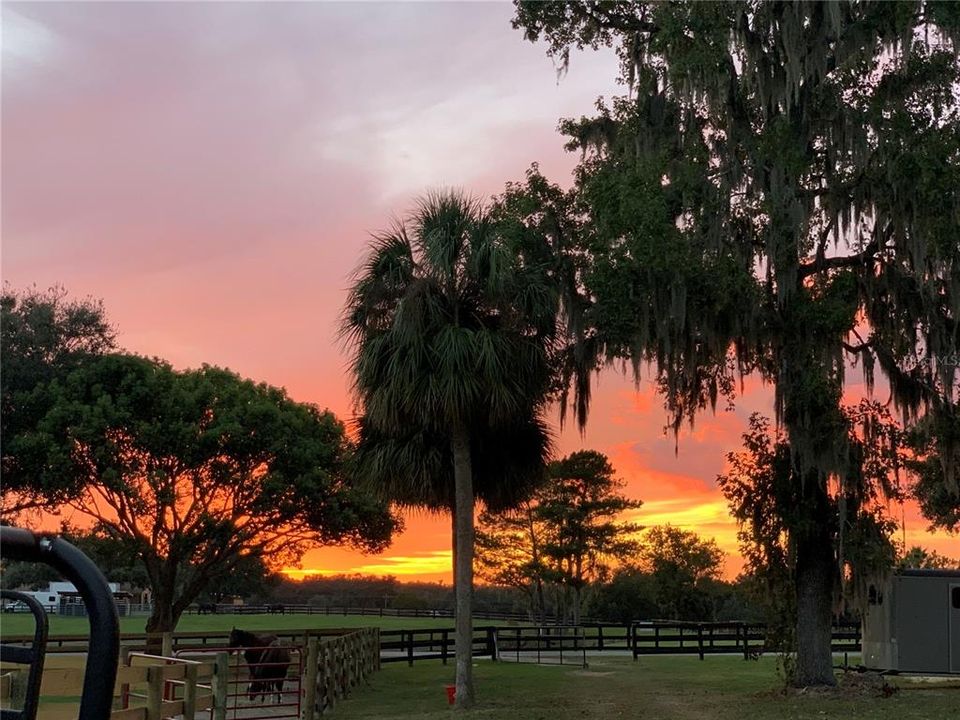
3,1,955,582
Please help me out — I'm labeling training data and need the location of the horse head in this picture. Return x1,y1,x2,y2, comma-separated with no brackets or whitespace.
228,627,247,651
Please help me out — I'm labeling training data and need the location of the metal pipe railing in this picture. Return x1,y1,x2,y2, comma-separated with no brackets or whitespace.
0,526,120,720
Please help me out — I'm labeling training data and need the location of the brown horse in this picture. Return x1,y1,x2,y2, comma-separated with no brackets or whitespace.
228,628,291,703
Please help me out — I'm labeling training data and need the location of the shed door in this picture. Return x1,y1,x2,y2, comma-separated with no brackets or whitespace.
951,584,960,674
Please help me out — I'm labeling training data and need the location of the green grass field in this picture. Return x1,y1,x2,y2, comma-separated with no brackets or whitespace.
334,656,960,720
3,615,957,719
0,612,523,637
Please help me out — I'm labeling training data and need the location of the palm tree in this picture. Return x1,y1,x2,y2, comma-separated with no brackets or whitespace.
343,191,557,707
353,415,552,512
353,414,552,606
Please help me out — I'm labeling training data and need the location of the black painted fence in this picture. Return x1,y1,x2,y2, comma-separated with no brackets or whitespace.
186,604,550,622
630,620,861,660
372,621,862,665
379,626,498,665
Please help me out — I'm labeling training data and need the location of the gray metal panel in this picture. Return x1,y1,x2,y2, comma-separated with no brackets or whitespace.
863,577,895,670
895,575,949,673
950,583,960,674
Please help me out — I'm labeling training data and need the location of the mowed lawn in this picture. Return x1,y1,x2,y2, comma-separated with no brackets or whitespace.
334,656,960,720
0,612,522,636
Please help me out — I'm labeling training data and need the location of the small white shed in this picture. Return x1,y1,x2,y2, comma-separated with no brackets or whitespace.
862,569,960,674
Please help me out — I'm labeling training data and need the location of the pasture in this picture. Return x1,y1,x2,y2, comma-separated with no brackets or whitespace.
0,611,526,637
334,656,960,720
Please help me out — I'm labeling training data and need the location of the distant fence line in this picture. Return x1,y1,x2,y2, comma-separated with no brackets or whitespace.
185,603,558,622
3,602,154,617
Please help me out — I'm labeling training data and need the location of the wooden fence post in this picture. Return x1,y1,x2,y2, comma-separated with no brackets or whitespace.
406,631,414,667
119,646,131,709
697,625,704,661
183,664,198,720
486,627,497,661
301,636,319,720
213,652,229,720
146,666,164,720
441,630,449,665
597,625,604,652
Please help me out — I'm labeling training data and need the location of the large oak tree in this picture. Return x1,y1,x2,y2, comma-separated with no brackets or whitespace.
511,0,959,686
15,353,397,632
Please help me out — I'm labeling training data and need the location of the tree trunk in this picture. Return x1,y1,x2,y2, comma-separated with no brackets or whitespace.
145,591,177,654
450,504,457,595
793,489,837,687
527,507,546,626
573,555,583,625
535,578,546,627
451,423,474,709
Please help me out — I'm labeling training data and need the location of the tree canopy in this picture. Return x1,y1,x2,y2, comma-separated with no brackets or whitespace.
1,286,116,516
897,545,960,570
510,0,960,686
636,525,724,620
588,525,729,625
16,353,397,632
476,450,642,625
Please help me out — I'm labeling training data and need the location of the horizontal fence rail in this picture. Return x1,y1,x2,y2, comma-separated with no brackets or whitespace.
378,627,497,665
0,628,362,654
630,621,862,660
184,603,559,622
0,652,218,720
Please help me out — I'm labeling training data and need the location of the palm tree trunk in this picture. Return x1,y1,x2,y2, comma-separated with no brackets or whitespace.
451,423,474,709
450,504,457,595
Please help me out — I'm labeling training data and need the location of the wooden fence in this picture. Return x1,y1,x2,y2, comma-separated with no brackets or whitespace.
374,621,861,664
303,628,379,718
630,621,862,660
0,652,220,720
378,627,497,665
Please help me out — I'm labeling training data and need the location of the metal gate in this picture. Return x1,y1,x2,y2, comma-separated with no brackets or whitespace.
495,626,588,667
176,644,303,720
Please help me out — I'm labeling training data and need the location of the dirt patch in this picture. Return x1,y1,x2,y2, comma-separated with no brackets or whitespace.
766,671,901,699
569,670,616,677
